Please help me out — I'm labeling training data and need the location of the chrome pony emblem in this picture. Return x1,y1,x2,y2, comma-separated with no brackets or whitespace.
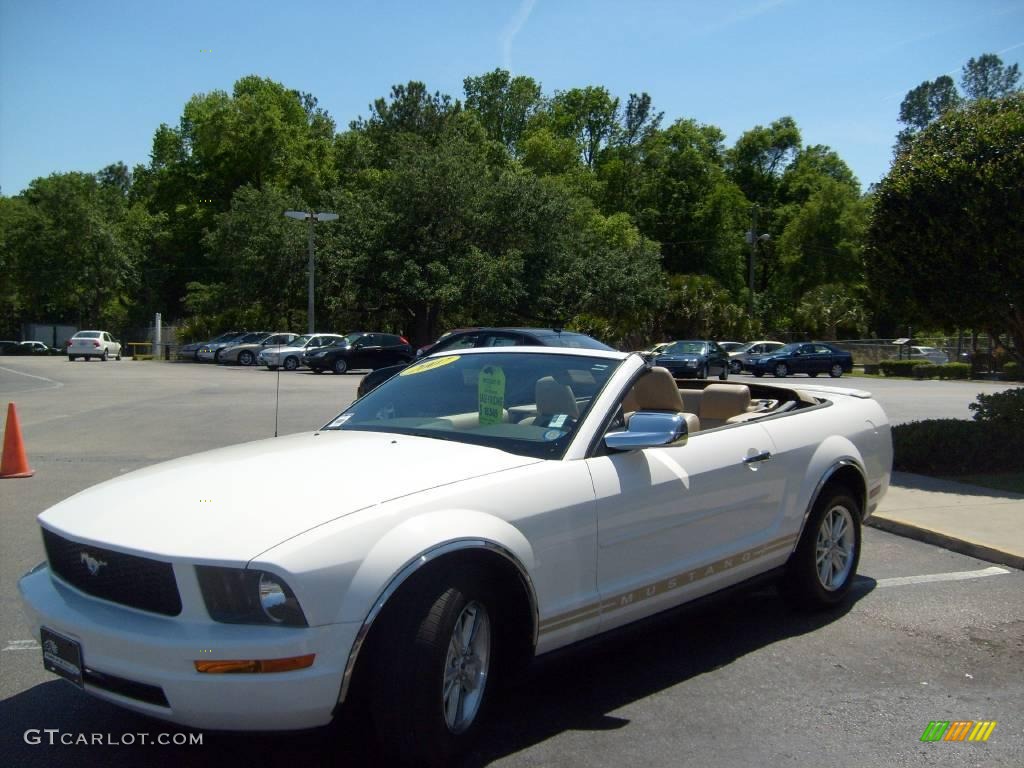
80,552,108,576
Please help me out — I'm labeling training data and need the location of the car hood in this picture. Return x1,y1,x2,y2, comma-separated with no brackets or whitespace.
38,431,539,564
656,354,702,362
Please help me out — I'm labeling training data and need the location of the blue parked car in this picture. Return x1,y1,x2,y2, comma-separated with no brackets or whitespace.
747,342,854,378
653,340,731,380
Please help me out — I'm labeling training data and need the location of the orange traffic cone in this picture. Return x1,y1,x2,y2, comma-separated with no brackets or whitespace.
1,402,35,478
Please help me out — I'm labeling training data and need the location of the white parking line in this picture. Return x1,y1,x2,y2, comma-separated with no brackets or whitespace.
0,365,64,392
875,566,1011,588
3,640,40,651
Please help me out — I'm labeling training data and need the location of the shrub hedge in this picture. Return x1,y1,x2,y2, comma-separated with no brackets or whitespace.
880,359,928,377
969,387,1024,424
892,419,1024,474
1004,361,1021,380
911,362,971,379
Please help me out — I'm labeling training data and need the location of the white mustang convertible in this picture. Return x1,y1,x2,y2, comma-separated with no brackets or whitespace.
19,348,891,764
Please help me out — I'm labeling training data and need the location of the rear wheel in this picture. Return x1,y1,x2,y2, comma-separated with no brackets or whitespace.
238,350,255,366
115,349,121,361
718,364,729,381
729,360,742,374
100,349,109,361
68,355,76,362
829,363,844,378
773,363,788,378
370,570,501,766
753,371,764,378
333,358,348,375
283,356,299,371
808,372,819,377
781,487,861,610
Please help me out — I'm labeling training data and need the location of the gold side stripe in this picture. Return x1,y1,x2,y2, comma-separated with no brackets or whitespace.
539,534,797,634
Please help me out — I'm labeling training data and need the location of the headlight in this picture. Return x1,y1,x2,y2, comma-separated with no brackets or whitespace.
195,566,307,626
684,360,697,367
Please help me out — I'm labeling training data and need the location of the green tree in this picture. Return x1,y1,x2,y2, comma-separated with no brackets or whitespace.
961,53,1021,100
463,69,542,154
867,93,1024,356
725,116,801,206
543,86,620,169
793,283,866,340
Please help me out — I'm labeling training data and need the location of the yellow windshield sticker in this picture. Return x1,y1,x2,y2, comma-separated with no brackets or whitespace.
478,366,506,426
399,355,461,376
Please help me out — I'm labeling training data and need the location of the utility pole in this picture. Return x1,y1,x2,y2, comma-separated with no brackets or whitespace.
284,210,338,333
746,205,769,319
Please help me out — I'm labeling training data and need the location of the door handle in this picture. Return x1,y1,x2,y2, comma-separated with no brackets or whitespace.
743,450,773,465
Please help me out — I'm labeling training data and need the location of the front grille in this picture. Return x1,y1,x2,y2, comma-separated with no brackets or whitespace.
42,529,182,616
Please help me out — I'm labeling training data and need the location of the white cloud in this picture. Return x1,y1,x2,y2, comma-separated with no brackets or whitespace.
499,0,538,72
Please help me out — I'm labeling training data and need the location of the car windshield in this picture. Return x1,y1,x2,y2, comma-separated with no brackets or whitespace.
775,343,802,354
209,331,242,343
663,341,707,355
324,351,622,459
734,342,756,353
236,332,266,343
74,331,101,339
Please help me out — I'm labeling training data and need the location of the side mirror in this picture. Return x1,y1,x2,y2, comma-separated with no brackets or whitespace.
604,411,689,451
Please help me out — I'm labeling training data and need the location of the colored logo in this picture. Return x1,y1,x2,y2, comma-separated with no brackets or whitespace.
920,721,996,742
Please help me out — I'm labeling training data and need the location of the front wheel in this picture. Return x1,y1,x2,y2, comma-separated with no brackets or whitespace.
238,350,255,366
100,349,109,361
808,372,819,377
781,487,861,610
333,358,348,375
283,356,299,371
753,371,764,378
68,355,76,362
773,363,788,378
370,572,500,766
829,363,844,378
718,364,729,381
729,360,742,374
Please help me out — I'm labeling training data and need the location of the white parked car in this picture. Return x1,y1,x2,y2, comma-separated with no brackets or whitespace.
19,348,891,764
66,330,122,361
909,346,949,364
258,333,346,370
729,340,786,373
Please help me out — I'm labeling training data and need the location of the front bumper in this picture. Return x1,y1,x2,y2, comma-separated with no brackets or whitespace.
19,566,356,731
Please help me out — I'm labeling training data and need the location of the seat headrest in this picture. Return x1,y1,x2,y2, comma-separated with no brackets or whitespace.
536,376,579,418
700,384,751,420
624,367,684,413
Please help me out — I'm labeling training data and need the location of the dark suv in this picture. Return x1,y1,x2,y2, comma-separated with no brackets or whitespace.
356,327,613,397
305,332,415,374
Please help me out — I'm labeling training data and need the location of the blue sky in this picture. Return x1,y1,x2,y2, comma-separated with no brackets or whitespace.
1,0,1022,196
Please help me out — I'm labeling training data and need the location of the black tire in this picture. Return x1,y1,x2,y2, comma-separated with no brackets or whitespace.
283,356,299,371
829,363,844,378
773,363,788,378
115,350,121,361
698,364,707,379
238,350,255,366
333,358,348,375
753,371,764,377
370,570,501,766
729,360,742,374
267,364,279,371
808,372,819,377
68,355,76,362
214,349,223,363
311,367,323,374
100,349,109,361
718,364,729,381
781,487,861,610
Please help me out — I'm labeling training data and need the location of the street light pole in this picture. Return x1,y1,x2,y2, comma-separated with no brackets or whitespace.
284,210,338,333
746,204,770,319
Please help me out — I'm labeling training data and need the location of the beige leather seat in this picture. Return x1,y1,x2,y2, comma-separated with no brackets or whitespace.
698,383,751,429
520,377,580,427
622,367,700,433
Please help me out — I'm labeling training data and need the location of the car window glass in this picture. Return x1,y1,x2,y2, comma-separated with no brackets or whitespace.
434,333,480,352
483,335,520,347
815,345,832,354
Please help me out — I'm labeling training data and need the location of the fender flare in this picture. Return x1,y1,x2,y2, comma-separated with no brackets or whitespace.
336,509,538,704
796,437,868,547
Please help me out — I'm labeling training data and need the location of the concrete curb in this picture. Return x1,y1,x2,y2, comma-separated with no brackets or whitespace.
867,516,1024,571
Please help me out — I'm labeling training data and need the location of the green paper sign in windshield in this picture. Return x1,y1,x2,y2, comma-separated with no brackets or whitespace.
478,366,506,426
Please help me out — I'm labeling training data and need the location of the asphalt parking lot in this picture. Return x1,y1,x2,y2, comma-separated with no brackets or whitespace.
1,358,1022,767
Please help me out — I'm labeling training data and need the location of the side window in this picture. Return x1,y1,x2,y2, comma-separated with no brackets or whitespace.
815,345,833,354
483,334,520,347
435,333,480,352
381,334,400,347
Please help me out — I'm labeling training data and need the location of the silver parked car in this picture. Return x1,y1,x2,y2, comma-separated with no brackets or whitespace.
218,332,300,366
728,340,785,374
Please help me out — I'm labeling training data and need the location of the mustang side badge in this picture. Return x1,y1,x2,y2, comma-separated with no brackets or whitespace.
80,552,107,576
